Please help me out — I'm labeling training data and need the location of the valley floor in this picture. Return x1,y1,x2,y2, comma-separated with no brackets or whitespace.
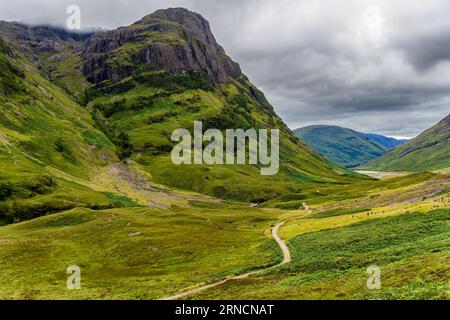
0,171,448,300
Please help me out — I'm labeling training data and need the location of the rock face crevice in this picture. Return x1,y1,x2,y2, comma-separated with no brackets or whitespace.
82,8,241,85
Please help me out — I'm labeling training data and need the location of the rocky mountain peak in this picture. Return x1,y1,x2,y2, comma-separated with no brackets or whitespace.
137,8,214,44
82,8,241,85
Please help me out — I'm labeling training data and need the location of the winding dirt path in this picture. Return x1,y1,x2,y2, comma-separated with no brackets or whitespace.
161,220,291,300
272,221,291,264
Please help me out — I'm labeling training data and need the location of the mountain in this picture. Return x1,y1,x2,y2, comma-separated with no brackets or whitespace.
0,7,361,222
82,8,241,85
76,8,361,202
294,125,407,168
363,114,450,172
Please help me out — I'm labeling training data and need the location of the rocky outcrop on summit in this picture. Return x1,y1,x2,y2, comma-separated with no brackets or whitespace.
82,8,241,84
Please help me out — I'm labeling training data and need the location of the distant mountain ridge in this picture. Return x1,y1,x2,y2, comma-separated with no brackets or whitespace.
363,114,450,172
365,133,408,149
294,125,407,168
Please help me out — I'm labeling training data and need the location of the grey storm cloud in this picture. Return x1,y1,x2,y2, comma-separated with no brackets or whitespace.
394,28,450,72
1,0,449,138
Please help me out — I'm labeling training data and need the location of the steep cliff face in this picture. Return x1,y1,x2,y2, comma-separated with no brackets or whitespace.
82,8,241,85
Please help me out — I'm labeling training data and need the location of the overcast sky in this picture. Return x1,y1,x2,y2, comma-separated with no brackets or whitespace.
1,0,450,138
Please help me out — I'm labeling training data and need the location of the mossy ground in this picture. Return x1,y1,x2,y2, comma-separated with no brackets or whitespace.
0,204,281,299
190,207,449,300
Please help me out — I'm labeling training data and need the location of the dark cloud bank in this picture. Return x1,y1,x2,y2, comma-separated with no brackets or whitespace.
1,0,449,138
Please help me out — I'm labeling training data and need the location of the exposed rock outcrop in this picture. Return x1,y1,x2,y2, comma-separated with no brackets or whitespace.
82,8,241,84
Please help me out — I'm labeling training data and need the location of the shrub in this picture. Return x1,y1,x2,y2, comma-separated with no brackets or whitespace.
229,94,248,109
135,71,213,91
29,176,53,194
54,139,77,163
5,201,74,224
186,105,201,113
146,110,179,124
103,98,128,118
0,182,13,200
116,132,133,159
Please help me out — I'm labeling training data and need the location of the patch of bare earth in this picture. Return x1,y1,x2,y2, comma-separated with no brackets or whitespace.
106,162,222,208
355,170,410,180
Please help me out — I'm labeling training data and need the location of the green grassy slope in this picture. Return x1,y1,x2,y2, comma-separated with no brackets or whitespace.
0,22,92,103
87,76,360,203
190,170,450,299
363,114,450,172
0,204,281,299
187,170,450,300
0,36,130,224
191,209,449,300
294,125,406,168
38,50,91,103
